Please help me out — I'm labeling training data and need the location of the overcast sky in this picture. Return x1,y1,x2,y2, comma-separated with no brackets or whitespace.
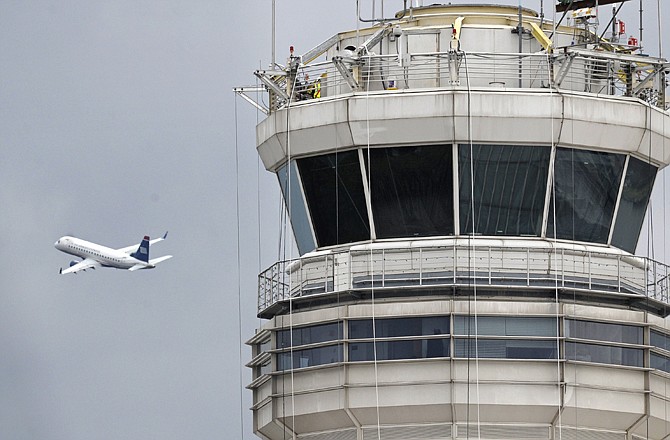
0,2,667,440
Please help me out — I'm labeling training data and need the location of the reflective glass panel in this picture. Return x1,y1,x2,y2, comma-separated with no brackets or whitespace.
547,148,625,243
277,322,342,348
454,316,557,337
297,151,370,247
366,145,454,238
349,316,450,339
611,157,657,253
454,339,557,359
349,338,450,361
278,345,343,370
651,353,670,373
459,144,550,236
277,161,316,254
565,319,643,344
651,330,670,352
565,341,643,367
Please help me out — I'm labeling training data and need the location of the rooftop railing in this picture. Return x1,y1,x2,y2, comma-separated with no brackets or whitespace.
250,49,667,112
257,243,670,316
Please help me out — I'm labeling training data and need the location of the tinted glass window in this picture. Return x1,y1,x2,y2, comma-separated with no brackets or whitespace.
277,161,316,254
366,146,454,238
454,339,557,359
651,353,670,373
565,319,643,344
454,316,557,337
277,322,342,348
651,330,670,352
547,148,625,243
459,144,550,236
298,151,370,247
611,157,657,253
349,339,449,361
349,316,450,339
565,342,643,367
278,345,343,370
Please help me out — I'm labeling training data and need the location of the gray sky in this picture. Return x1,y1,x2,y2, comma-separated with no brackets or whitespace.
0,2,667,440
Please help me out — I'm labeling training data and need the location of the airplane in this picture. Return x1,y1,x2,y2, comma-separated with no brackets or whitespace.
55,232,173,274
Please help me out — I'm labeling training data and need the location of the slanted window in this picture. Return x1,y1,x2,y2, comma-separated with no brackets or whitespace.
366,145,454,238
459,144,550,236
277,161,316,254
611,157,657,253
298,151,370,247
548,148,625,243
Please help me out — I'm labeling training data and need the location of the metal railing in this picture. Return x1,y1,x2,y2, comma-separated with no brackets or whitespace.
257,244,670,314
260,49,667,110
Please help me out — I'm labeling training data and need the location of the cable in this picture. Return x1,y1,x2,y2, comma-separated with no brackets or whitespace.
463,51,481,440
547,51,563,440
362,51,383,440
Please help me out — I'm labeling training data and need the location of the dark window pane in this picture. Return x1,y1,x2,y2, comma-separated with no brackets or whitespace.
651,330,670,352
277,161,316,254
349,316,450,339
349,338,450,361
278,322,342,348
611,157,657,253
297,151,370,247
367,146,454,238
547,148,625,243
459,144,550,236
651,353,670,373
454,316,556,337
565,319,642,344
565,341,642,367
454,339,557,359
278,345,343,370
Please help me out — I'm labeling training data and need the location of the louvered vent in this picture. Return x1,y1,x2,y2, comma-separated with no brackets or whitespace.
362,423,452,440
555,427,625,440
299,428,357,440
456,424,549,439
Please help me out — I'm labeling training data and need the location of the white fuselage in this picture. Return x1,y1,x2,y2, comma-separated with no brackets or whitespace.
54,236,148,270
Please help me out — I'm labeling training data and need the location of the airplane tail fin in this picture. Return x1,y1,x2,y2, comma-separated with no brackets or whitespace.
130,235,150,262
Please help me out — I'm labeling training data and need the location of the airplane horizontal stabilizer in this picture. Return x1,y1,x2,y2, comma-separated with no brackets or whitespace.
149,255,173,265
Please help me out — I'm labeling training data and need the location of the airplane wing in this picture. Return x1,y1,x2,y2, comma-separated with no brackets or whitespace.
117,231,169,254
60,258,101,275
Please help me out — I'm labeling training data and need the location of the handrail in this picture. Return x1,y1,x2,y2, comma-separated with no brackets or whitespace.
254,49,668,111
257,244,670,315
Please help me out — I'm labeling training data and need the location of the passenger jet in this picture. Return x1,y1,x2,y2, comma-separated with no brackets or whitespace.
55,232,173,274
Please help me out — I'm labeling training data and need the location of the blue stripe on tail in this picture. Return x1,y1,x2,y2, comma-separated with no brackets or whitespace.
130,235,150,262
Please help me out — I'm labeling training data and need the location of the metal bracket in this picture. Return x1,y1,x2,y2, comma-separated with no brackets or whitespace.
332,56,360,91
301,34,340,65
633,67,660,96
356,24,391,56
233,86,269,115
254,69,290,102
554,52,576,87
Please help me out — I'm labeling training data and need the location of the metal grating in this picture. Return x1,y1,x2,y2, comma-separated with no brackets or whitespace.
362,423,452,440
555,427,625,440
299,428,357,440
456,424,549,439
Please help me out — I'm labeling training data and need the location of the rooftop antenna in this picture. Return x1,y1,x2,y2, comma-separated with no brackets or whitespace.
639,0,643,53
271,0,276,66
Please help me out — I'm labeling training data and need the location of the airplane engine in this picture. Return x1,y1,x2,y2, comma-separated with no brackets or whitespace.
69,260,80,267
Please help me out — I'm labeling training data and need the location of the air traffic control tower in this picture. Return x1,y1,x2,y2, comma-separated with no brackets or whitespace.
239,3,670,439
